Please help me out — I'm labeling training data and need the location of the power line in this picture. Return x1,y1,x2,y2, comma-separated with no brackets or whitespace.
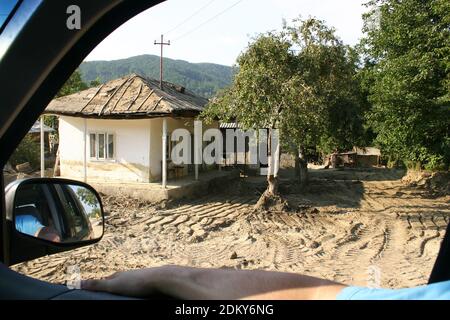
172,0,245,42
164,0,218,36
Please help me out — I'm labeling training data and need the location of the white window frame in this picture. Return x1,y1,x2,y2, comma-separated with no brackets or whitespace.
89,132,115,161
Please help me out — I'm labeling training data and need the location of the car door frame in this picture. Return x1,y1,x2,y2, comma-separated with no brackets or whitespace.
0,0,164,300
0,0,163,265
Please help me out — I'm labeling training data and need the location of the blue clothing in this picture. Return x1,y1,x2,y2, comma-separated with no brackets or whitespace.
15,214,44,236
337,280,450,300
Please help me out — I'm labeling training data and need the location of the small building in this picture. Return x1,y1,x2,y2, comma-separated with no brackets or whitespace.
353,147,381,167
29,120,54,135
329,147,381,168
28,120,55,152
334,151,357,168
44,73,219,189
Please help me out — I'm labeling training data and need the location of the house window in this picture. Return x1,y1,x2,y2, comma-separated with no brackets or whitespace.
89,134,96,158
89,132,115,160
98,133,105,159
108,134,114,159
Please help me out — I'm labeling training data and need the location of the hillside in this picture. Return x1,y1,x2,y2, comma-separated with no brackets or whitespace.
79,54,234,98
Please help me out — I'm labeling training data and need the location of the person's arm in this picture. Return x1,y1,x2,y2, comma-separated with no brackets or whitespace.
81,265,346,300
35,226,61,242
15,214,44,236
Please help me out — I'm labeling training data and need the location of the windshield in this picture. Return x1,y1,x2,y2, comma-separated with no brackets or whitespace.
0,0,19,31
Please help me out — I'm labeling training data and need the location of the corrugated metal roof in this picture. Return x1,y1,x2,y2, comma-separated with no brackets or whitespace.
219,122,239,129
44,74,208,119
29,121,54,133
353,147,381,156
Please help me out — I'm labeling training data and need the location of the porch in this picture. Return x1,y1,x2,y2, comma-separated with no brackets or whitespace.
88,169,239,202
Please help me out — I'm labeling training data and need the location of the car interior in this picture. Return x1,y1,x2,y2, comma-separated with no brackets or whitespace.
0,0,449,300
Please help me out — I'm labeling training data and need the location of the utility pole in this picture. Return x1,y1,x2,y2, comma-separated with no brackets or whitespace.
154,34,170,90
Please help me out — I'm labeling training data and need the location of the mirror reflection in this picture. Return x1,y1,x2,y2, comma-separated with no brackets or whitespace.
14,182,103,243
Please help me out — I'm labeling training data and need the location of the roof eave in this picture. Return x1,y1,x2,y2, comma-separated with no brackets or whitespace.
42,109,202,119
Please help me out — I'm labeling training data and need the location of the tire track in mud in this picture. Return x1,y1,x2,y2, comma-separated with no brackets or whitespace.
307,173,445,287
12,169,449,289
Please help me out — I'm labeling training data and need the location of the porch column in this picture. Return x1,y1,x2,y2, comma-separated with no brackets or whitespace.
273,139,280,178
272,129,280,177
162,117,167,188
83,118,87,182
40,116,45,177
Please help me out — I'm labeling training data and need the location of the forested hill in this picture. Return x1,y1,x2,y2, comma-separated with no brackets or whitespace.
79,54,234,98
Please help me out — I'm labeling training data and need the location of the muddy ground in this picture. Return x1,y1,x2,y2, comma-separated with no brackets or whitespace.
12,168,450,289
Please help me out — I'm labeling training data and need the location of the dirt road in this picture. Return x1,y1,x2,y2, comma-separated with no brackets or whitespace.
12,168,450,289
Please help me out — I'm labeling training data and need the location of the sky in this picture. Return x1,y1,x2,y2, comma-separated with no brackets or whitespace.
0,0,18,28
85,0,369,66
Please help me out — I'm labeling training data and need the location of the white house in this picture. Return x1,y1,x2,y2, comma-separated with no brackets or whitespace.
44,74,218,188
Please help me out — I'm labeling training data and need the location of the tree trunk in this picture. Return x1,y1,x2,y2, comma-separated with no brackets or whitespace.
295,147,308,186
267,174,279,195
254,128,285,211
266,127,280,195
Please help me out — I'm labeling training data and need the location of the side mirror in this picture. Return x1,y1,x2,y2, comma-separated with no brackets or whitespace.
4,178,105,265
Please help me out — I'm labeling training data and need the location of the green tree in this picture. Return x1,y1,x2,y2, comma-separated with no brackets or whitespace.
203,32,303,206
203,18,365,207
56,69,89,97
89,77,102,87
76,187,101,219
361,0,450,170
44,70,90,132
286,18,367,173
9,135,40,168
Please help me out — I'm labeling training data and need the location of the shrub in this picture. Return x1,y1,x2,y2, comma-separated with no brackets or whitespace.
9,135,40,169
404,161,422,171
424,155,448,172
